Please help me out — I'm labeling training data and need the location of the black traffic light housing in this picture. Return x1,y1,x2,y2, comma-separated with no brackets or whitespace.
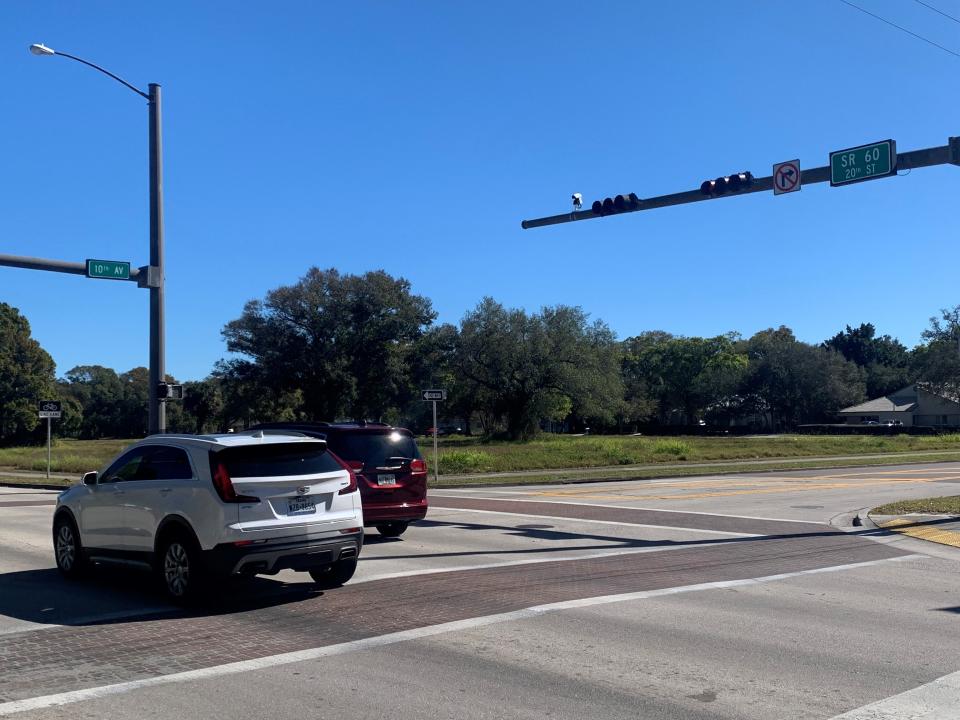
157,382,184,400
700,172,754,197
590,192,641,216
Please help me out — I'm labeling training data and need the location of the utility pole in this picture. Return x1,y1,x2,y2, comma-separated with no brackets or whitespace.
148,83,166,435
3,44,173,435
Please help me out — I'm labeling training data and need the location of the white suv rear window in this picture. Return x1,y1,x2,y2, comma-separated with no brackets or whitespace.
214,443,342,477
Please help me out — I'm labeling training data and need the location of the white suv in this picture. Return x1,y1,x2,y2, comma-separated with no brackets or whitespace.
52,431,364,601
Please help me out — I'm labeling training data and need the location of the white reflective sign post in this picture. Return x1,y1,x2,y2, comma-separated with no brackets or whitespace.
421,389,447,484
38,401,62,479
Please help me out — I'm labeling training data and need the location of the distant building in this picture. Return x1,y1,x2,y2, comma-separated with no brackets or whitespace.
837,384,960,428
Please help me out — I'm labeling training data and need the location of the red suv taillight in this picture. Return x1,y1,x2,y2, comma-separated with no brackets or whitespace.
410,458,427,475
210,460,260,503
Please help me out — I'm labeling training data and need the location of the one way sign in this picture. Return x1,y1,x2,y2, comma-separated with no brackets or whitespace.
773,159,801,195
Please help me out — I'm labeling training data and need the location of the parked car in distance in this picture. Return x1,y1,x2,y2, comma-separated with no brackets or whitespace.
251,422,428,538
425,425,463,436
52,431,364,601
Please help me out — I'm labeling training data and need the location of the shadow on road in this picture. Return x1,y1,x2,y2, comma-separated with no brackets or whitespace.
0,563,328,630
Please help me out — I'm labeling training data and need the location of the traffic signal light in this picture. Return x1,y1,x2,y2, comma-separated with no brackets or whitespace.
700,172,754,197
590,192,641,216
157,382,184,400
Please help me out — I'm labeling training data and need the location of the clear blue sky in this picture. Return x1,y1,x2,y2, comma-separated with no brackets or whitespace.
2,1,958,381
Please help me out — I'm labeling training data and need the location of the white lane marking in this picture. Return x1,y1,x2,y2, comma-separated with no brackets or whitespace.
0,554,924,717
354,543,723,584
435,495,820,525
828,668,960,719
429,505,759,537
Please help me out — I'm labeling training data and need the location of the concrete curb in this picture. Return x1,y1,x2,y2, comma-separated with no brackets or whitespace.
0,481,66,491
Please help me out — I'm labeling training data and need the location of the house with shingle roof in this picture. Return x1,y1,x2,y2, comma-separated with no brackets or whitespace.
837,384,960,428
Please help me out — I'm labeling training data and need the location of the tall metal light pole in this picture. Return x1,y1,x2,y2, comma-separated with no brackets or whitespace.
30,43,166,434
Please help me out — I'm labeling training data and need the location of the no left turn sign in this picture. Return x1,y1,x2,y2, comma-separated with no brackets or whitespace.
773,159,801,195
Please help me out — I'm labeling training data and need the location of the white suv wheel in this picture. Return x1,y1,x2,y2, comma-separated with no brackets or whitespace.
56,524,76,571
163,541,191,597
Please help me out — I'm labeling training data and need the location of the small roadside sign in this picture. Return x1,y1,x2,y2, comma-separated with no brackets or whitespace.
38,401,61,479
421,389,447,401
38,400,62,419
773,159,801,195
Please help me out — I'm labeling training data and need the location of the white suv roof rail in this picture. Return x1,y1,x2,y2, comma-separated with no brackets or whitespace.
141,432,323,447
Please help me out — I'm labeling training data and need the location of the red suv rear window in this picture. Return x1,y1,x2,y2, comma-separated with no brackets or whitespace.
324,432,422,468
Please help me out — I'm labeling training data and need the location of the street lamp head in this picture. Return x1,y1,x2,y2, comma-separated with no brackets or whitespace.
29,43,56,56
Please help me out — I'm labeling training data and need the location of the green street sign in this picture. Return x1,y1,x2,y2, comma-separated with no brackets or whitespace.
830,140,896,187
86,259,131,280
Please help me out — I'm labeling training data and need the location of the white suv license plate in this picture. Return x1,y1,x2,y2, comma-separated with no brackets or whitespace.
287,496,316,515
377,474,396,486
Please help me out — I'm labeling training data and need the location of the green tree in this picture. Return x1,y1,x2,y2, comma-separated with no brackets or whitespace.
119,367,150,437
221,268,435,423
406,323,472,433
61,366,125,438
824,323,910,397
214,358,303,430
0,303,56,444
456,299,622,439
180,377,225,434
742,327,865,429
624,332,747,425
913,306,960,399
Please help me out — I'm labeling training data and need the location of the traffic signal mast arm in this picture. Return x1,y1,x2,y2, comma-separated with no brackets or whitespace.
0,253,154,285
520,136,960,230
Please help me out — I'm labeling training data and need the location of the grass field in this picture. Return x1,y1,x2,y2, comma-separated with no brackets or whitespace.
426,433,960,475
0,438,133,475
5,433,960,479
872,495,960,515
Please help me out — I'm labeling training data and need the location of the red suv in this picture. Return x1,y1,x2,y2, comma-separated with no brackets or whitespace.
250,422,428,537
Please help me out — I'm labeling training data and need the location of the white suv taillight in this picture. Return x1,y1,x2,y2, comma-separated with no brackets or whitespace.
210,459,260,504
331,455,360,495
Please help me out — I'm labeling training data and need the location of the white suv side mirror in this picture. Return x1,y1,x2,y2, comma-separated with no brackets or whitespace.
81,471,98,486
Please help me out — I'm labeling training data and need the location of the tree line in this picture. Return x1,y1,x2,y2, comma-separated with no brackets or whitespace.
2,269,960,444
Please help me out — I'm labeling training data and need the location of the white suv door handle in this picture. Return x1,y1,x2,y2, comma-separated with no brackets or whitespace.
159,488,172,494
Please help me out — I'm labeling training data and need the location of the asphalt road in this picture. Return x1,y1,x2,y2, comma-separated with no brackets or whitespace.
1,462,958,719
